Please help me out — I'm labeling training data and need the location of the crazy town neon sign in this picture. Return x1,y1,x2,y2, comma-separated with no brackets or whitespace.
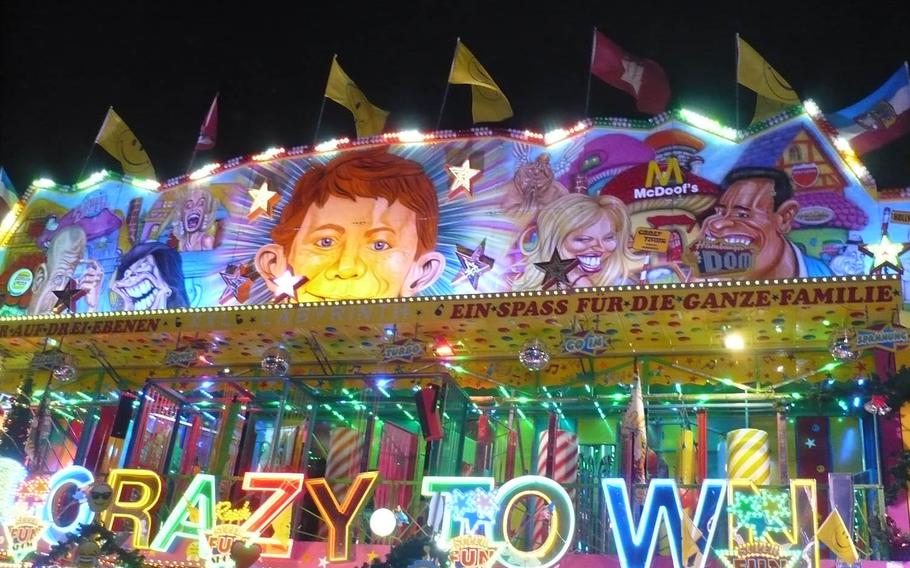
1,462,836,568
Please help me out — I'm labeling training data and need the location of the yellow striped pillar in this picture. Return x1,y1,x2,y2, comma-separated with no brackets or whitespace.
726,428,771,485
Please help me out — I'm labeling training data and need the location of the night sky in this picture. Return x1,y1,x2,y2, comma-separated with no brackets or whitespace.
1,1,908,190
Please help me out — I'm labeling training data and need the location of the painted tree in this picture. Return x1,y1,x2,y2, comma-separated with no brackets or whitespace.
0,377,34,463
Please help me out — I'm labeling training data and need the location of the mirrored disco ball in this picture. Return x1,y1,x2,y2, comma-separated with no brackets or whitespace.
52,353,77,383
261,347,291,376
52,363,77,383
519,339,550,372
828,330,859,361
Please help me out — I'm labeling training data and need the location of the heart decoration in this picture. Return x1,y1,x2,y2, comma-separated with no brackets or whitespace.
230,541,262,568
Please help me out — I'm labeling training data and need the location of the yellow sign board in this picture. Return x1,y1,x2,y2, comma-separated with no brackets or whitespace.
632,228,672,253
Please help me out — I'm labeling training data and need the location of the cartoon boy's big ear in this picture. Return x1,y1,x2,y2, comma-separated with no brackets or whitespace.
401,252,446,297
254,244,289,293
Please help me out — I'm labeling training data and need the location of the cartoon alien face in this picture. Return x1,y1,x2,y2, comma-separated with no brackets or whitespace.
87,482,113,513
111,254,172,311
183,189,209,234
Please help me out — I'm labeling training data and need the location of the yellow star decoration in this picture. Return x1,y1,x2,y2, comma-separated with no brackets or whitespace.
248,181,280,220
861,235,910,273
367,550,379,562
447,159,481,199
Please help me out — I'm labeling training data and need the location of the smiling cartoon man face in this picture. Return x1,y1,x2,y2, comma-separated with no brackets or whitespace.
255,149,445,302
700,167,802,278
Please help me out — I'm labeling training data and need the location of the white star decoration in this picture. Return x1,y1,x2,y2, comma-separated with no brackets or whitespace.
271,269,305,302
248,181,279,220
447,159,481,199
861,235,909,273
318,557,329,568
805,438,816,448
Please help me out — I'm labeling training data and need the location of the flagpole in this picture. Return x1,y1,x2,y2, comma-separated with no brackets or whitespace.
734,33,741,130
435,38,460,130
76,106,110,183
313,55,334,145
186,92,218,174
584,26,597,118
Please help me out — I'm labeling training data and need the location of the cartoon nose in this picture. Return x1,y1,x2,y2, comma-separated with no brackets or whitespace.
707,216,734,231
327,242,365,279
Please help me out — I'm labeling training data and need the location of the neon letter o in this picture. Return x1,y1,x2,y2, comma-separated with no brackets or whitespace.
494,475,574,568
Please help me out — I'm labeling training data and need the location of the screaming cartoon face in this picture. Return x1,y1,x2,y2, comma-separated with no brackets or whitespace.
111,254,172,311
560,214,618,275
183,189,208,234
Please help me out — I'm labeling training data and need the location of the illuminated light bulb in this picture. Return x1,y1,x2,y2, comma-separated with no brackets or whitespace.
369,508,397,537
75,170,109,189
723,333,745,351
33,178,56,189
678,108,738,140
803,99,821,117
544,128,569,145
833,136,854,154
433,339,455,358
253,147,286,161
396,130,425,143
188,163,221,180
314,138,349,152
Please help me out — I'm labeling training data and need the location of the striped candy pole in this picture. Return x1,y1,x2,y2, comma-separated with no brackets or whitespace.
533,429,578,546
677,429,697,511
726,428,771,485
321,428,363,536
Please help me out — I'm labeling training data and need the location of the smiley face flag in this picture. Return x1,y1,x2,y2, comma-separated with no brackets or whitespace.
325,56,389,138
449,40,513,124
94,107,156,180
816,509,859,564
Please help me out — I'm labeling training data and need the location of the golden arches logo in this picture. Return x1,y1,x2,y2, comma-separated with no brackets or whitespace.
644,158,684,187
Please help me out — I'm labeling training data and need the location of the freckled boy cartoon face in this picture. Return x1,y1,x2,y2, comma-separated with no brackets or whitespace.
256,150,445,301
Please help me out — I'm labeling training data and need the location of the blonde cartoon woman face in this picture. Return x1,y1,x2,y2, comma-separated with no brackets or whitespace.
512,193,635,291
560,213,618,275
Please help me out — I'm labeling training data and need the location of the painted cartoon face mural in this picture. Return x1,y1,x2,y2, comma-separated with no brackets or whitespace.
512,194,638,289
112,254,171,310
112,242,189,311
698,168,832,279
28,226,104,315
0,112,899,316
500,153,568,218
254,150,446,302
173,187,216,251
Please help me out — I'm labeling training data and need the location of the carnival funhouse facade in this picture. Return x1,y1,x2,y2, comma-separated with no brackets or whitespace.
0,104,910,567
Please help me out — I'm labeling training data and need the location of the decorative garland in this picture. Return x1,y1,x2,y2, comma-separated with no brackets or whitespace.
30,523,144,568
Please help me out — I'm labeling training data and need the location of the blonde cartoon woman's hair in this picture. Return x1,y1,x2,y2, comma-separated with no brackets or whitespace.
512,194,638,290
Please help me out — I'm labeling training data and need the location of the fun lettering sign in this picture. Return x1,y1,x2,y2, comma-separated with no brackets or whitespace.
4,466,839,568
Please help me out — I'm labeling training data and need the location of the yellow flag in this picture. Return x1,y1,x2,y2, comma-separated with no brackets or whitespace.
817,509,859,564
736,36,800,124
449,41,513,123
325,57,389,138
94,108,156,179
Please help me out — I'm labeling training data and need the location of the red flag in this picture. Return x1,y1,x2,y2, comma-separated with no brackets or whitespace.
195,94,219,150
590,31,670,115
